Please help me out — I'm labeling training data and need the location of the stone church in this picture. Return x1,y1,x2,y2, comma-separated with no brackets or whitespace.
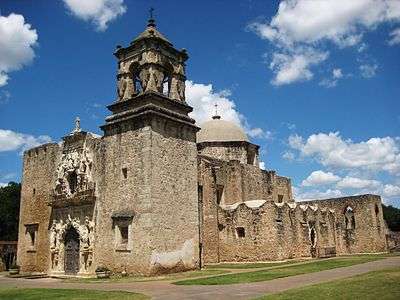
17,18,388,276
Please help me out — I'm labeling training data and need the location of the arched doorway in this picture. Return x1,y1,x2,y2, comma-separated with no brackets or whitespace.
64,227,80,275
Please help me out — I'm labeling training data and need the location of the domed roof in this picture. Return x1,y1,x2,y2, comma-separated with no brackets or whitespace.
197,116,249,143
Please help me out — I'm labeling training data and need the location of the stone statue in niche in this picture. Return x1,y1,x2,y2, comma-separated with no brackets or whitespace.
117,75,127,100
117,73,134,101
176,78,185,101
54,146,94,197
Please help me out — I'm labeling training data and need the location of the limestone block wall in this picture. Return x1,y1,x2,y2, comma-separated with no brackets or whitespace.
198,144,248,164
97,119,199,275
215,202,337,263
149,121,199,274
95,124,154,275
303,195,388,254
17,143,59,272
275,176,293,203
198,157,221,264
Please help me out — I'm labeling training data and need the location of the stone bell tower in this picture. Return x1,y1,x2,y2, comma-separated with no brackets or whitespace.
98,14,200,275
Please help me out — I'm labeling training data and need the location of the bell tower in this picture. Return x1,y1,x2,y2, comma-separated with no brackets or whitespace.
98,14,200,274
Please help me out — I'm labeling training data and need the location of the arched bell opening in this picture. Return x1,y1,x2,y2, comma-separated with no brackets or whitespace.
162,63,174,97
129,62,142,95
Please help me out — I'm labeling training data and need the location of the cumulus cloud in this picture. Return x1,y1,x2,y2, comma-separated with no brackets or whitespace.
336,176,381,189
294,186,344,201
269,48,328,86
383,184,400,197
248,0,400,85
0,13,38,87
359,63,378,78
0,129,52,153
301,170,341,187
63,0,126,31
185,80,270,139
259,161,266,170
388,27,400,45
288,132,400,175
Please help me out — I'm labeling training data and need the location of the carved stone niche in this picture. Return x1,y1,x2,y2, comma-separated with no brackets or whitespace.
50,132,95,208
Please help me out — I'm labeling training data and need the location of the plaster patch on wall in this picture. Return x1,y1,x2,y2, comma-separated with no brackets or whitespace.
150,239,195,269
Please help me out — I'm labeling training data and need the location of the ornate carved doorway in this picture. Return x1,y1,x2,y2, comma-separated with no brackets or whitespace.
64,227,80,275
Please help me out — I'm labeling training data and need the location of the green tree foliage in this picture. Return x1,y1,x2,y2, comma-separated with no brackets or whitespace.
382,204,400,232
0,182,21,240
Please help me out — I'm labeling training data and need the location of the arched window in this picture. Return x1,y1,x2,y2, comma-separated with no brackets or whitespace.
162,74,171,96
68,171,78,194
344,206,355,230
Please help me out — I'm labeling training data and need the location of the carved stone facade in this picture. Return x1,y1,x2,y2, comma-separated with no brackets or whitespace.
17,18,389,277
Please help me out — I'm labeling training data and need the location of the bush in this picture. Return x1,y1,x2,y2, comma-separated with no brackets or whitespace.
95,266,110,273
10,263,19,269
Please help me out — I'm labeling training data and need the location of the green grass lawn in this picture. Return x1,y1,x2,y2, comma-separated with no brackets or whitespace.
0,288,149,300
64,268,230,283
256,267,400,300
174,255,386,285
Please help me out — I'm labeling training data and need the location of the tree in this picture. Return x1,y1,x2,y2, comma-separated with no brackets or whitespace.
382,204,400,232
0,182,21,241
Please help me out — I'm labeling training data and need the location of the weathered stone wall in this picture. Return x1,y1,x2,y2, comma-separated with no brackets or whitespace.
17,143,59,272
303,195,388,255
96,118,199,275
215,202,336,262
197,142,260,167
198,144,248,164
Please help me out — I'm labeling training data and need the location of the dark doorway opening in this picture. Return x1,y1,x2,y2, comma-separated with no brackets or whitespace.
64,227,80,275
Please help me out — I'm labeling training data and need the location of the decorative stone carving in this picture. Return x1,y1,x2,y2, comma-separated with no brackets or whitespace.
49,214,95,275
54,146,94,198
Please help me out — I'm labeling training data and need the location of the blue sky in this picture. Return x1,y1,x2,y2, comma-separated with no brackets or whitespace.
0,0,399,206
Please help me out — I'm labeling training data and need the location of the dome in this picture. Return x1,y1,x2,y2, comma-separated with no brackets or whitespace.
197,116,249,143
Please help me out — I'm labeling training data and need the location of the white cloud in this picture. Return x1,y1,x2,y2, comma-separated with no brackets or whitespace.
388,27,400,45
359,63,378,78
320,68,343,88
185,80,270,139
301,170,341,187
269,48,328,86
0,90,11,104
383,184,400,197
0,182,8,188
282,151,295,161
294,186,344,201
259,161,266,170
288,132,400,175
63,0,126,31
0,13,38,87
0,129,52,153
248,0,400,85
336,176,381,189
